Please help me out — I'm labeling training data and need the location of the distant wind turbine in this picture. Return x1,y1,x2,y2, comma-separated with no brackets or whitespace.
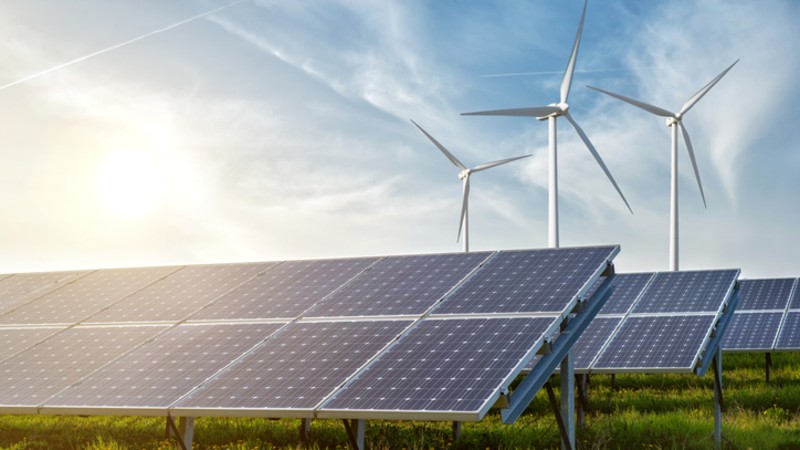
411,120,532,253
587,59,738,271
461,0,631,249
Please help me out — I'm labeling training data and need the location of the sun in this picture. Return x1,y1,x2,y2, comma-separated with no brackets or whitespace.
95,148,164,219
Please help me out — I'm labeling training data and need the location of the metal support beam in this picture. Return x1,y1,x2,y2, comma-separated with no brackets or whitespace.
165,415,192,450
576,374,589,431
766,352,772,383
300,418,311,443
343,418,365,450
452,421,462,441
501,275,613,424
545,382,573,450
713,349,724,450
560,319,575,450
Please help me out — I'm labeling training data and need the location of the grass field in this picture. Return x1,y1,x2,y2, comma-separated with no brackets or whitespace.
1,353,799,449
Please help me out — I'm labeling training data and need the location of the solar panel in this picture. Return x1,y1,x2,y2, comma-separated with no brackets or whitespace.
172,320,412,414
0,325,167,411
319,317,555,418
0,270,87,316
303,253,490,317
44,323,284,413
0,327,65,363
631,270,738,314
598,273,653,314
433,246,616,315
722,312,783,351
775,312,800,350
85,263,273,323
789,280,800,310
190,258,378,321
0,266,180,325
735,279,795,311
592,315,716,372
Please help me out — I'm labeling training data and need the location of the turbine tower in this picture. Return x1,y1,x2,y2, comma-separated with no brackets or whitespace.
411,120,532,253
587,59,738,271
462,0,631,249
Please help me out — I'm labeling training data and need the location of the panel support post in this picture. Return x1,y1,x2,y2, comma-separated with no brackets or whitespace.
545,382,573,450
300,418,311,443
560,316,575,450
576,374,589,431
165,415,193,450
712,349,724,450
452,421,462,441
766,352,772,383
343,419,365,450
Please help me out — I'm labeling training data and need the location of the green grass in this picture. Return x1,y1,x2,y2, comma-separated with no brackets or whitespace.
2,353,800,449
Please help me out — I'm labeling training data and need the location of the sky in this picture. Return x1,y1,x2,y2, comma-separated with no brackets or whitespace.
0,0,798,278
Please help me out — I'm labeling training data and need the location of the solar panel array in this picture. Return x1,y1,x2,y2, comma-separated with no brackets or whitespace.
722,278,800,352
536,270,739,374
0,245,618,421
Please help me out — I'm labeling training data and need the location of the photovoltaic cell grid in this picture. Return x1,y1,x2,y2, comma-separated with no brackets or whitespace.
433,246,617,315
304,252,490,317
721,278,800,353
190,258,379,321
0,270,87,316
45,323,284,412
777,312,800,350
632,270,739,314
0,246,618,422
597,273,653,315
320,317,556,418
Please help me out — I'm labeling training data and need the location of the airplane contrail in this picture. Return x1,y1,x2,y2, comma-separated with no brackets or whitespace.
0,0,245,92
479,67,643,78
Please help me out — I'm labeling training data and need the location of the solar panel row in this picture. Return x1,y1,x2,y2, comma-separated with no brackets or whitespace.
0,245,619,421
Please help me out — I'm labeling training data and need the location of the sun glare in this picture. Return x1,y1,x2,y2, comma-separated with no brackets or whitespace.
96,149,164,219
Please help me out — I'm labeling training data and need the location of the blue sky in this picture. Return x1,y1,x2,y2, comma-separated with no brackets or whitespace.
0,0,798,277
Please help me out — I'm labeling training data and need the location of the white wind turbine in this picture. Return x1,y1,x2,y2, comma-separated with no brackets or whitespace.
587,59,738,271
462,0,631,249
411,120,532,253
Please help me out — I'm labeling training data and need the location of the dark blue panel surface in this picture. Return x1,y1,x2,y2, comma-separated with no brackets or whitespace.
434,246,616,315
598,273,653,315
722,312,782,351
322,317,554,413
632,270,738,314
789,280,800,310
191,258,378,320
736,279,795,311
593,315,715,371
304,253,490,317
776,312,800,349
572,317,622,370
45,323,283,409
174,320,411,410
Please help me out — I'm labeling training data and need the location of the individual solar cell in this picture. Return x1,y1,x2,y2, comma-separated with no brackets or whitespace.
45,323,284,411
86,263,273,323
303,253,491,317
598,273,653,315
776,312,800,349
0,327,65,363
722,312,783,351
173,320,412,412
191,257,378,321
433,246,617,315
0,270,87,315
0,266,180,326
0,325,167,408
593,315,715,371
631,270,738,314
735,279,795,311
321,317,555,415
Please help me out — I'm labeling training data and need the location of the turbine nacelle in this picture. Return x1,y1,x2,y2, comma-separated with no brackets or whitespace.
458,169,471,180
536,102,569,121
665,115,681,127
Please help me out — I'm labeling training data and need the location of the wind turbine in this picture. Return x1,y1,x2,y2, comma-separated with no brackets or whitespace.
411,120,532,253
462,0,632,249
587,59,738,271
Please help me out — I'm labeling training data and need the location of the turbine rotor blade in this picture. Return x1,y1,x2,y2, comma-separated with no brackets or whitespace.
565,112,634,214
679,59,739,116
457,177,470,242
410,119,467,171
587,85,675,118
679,122,707,208
472,154,532,173
461,106,561,118
561,0,588,103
